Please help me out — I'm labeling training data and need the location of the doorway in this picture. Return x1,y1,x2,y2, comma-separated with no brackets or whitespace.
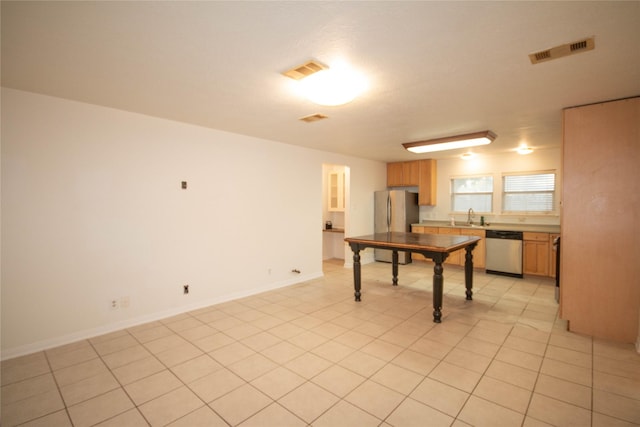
322,164,350,265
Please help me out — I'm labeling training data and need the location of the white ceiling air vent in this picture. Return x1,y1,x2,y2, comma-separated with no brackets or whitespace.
282,60,327,80
529,37,595,64
299,113,328,123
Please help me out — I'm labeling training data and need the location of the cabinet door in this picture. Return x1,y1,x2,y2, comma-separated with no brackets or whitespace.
549,233,560,278
403,161,420,186
411,226,425,260
328,171,345,212
523,240,549,276
387,163,404,187
438,227,460,265
523,232,548,242
411,225,440,262
387,161,420,186
418,159,437,206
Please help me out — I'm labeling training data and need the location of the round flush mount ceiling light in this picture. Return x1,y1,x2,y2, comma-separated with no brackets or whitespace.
517,145,534,155
461,152,477,160
298,65,368,106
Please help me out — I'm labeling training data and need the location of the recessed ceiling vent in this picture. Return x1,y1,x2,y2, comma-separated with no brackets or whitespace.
529,37,595,64
282,60,327,80
299,113,328,123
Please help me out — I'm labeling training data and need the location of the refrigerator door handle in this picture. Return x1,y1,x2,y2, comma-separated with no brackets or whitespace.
386,194,391,229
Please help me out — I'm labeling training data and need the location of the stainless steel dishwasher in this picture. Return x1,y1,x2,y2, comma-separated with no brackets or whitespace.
485,230,523,278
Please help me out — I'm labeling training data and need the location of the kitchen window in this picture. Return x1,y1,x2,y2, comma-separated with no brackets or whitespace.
503,171,556,213
451,175,493,212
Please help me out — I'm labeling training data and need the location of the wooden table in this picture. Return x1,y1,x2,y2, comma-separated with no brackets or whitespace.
345,232,480,323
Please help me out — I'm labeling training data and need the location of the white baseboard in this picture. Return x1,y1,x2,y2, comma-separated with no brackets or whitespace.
1,272,323,361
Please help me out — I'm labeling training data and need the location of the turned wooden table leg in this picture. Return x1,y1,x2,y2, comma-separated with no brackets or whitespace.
432,253,448,323
392,250,399,286
350,244,362,301
464,243,477,301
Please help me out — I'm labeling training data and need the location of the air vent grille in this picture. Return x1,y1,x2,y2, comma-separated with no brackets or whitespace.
570,40,588,51
533,50,551,62
282,60,327,80
529,37,595,64
299,113,328,123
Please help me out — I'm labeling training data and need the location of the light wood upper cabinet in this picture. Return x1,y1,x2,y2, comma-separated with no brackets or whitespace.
387,159,437,206
418,159,437,206
386,162,404,187
387,161,419,186
327,171,345,212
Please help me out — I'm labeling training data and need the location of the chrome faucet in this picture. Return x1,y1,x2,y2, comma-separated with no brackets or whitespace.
467,208,475,225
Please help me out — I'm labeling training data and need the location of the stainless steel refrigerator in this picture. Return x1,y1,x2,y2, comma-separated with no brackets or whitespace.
374,190,419,264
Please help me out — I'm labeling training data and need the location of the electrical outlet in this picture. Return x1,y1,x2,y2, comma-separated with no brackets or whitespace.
183,284,189,295
110,299,119,310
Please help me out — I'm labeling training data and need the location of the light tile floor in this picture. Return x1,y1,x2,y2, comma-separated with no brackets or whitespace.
2,259,640,426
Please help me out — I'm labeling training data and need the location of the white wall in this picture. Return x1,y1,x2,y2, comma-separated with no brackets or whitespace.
0,88,386,359
420,149,562,226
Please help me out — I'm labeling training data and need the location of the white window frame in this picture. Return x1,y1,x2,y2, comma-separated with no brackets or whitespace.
450,175,494,213
502,170,557,214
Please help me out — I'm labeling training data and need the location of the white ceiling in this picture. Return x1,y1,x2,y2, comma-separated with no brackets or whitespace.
2,1,639,162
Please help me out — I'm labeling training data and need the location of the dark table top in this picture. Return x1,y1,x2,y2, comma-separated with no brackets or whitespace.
345,232,480,253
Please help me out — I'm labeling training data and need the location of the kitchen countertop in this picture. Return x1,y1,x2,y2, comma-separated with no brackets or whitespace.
413,221,560,234
323,228,345,233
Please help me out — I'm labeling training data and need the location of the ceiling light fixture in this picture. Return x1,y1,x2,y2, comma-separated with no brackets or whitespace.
517,145,533,155
283,60,367,107
403,131,496,154
461,152,477,160
299,66,367,106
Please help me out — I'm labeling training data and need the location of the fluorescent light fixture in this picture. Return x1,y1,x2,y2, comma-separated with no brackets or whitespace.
403,131,496,154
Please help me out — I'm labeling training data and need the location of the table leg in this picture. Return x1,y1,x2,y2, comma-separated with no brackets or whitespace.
432,254,447,323
350,244,362,301
392,250,399,286
464,243,477,301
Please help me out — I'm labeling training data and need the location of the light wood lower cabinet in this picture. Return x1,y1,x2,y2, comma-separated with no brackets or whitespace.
549,233,560,278
411,226,437,261
411,226,557,276
438,227,461,265
523,232,550,276
411,226,485,268
523,241,549,276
